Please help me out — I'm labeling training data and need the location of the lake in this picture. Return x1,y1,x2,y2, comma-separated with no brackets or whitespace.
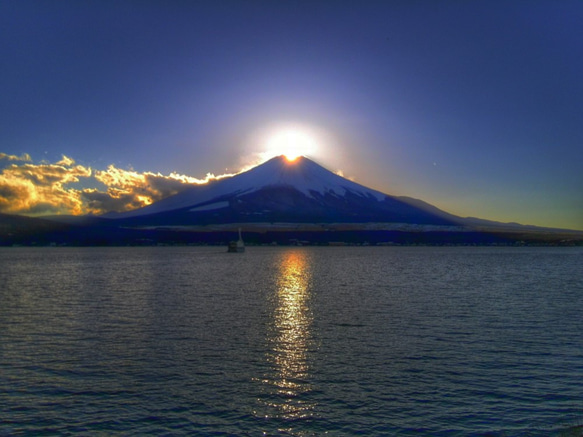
1,246,582,436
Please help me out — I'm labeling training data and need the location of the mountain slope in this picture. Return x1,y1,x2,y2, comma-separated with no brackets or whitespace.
112,156,459,226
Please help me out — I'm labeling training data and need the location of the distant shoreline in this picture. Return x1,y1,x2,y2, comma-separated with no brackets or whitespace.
3,228,582,247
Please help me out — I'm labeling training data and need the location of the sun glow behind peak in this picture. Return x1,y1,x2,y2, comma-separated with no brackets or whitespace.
266,129,316,163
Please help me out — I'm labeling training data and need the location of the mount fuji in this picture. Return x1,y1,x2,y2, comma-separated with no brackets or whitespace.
111,155,459,227
4,155,581,246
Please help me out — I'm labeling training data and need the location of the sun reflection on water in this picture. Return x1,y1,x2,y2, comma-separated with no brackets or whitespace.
259,249,316,424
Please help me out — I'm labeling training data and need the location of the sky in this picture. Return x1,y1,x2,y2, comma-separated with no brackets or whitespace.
1,0,582,230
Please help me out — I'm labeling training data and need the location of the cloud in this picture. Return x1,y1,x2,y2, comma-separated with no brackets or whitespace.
335,169,355,181
0,153,31,162
82,166,219,214
56,155,75,166
0,156,91,215
0,153,235,216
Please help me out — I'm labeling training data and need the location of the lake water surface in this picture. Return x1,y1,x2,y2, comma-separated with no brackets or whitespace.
1,246,582,436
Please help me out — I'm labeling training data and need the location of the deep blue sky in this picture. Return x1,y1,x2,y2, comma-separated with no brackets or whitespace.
1,0,582,229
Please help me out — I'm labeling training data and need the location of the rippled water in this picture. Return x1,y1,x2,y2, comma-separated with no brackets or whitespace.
1,246,582,436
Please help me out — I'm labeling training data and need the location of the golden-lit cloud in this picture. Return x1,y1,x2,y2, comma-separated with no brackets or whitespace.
0,152,32,162
56,155,75,166
335,169,355,181
82,166,232,214
0,156,90,215
0,154,236,216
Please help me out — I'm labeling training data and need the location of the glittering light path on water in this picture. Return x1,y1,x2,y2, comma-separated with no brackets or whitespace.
256,250,317,430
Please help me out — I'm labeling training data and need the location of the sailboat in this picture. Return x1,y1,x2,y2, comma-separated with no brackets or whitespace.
228,228,245,253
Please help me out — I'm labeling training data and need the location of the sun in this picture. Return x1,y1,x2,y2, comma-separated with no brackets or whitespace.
266,129,316,162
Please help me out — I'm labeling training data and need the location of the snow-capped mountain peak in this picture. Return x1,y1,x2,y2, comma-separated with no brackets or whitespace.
111,155,458,227
226,155,386,199
115,155,386,218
